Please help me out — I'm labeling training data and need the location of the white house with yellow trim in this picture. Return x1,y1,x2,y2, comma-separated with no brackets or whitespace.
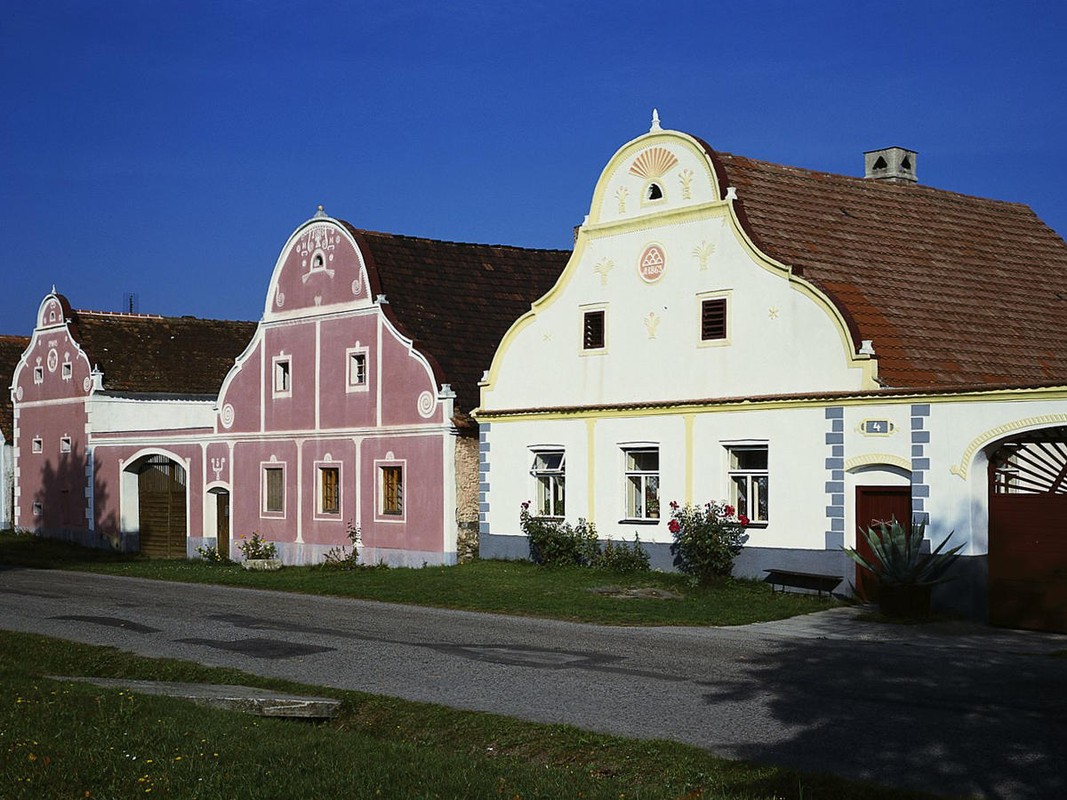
475,117,1067,631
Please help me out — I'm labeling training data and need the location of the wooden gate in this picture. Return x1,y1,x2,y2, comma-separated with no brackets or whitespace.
989,428,1067,632
137,456,187,558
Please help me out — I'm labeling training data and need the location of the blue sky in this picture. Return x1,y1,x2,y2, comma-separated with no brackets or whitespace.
2,1,1065,332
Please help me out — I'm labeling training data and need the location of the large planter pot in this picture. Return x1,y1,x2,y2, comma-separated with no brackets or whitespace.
878,583,932,619
242,558,282,572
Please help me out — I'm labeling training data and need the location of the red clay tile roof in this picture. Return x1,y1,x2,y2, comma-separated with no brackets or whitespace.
68,310,257,395
341,226,571,422
0,335,31,440
707,147,1067,389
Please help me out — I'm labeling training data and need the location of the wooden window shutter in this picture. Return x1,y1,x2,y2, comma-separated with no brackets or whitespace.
701,298,727,341
583,310,605,349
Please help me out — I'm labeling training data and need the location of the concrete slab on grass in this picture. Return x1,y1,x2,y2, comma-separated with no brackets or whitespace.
52,676,341,719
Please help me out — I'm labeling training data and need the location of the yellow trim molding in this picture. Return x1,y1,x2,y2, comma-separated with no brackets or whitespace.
950,414,1067,479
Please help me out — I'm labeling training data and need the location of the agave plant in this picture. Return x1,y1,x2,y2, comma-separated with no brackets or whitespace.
846,518,963,587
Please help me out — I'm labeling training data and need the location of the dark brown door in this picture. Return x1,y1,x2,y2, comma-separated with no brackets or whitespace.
216,491,230,559
138,457,187,558
854,486,912,601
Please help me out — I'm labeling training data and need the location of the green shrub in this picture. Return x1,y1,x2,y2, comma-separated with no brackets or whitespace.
668,501,749,585
520,504,650,572
195,544,232,564
321,521,362,570
593,536,651,573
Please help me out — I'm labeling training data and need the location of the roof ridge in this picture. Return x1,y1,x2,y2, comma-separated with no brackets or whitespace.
351,225,572,254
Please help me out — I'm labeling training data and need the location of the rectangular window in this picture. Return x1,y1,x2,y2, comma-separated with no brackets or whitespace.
624,448,659,520
531,450,565,517
60,436,72,453
62,362,72,380
728,446,769,524
263,466,285,514
701,298,727,341
273,357,291,396
320,466,340,515
33,366,43,384
380,465,403,516
348,351,367,388
583,310,605,350
32,437,43,454
32,501,42,517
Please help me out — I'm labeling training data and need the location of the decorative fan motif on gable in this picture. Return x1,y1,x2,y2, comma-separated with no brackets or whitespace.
629,147,678,180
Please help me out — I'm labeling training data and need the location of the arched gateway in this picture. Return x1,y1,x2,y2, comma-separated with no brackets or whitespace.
988,427,1067,632
133,455,188,558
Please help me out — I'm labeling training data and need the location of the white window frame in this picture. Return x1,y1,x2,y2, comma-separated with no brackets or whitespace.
261,461,286,517
375,458,406,522
530,448,565,518
346,345,369,393
32,437,43,454
33,366,44,384
60,435,72,454
272,354,292,398
622,446,660,522
316,460,342,518
726,443,769,525
697,289,732,347
62,361,72,381
580,303,608,355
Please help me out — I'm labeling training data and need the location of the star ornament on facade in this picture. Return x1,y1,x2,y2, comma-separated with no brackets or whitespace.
768,307,780,319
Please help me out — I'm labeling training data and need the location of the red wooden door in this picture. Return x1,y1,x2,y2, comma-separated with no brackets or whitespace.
854,487,912,601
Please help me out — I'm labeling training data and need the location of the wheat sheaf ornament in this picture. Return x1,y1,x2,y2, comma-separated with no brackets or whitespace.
629,147,679,180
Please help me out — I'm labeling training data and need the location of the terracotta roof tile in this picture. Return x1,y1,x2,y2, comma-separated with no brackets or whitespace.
711,150,1067,389
0,335,30,440
341,226,570,420
69,311,257,395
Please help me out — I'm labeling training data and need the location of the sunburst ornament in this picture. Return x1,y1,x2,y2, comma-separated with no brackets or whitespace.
593,258,615,286
629,147,679,180
691,241,715,271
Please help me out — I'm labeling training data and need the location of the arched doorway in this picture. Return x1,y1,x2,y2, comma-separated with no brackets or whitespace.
988,427,1067,632
135,455,187,558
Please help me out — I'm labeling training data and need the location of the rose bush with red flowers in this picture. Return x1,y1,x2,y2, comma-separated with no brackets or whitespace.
668,500,749,585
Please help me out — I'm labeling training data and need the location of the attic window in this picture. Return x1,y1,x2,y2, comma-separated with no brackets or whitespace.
273,356,291,397
646,182,663,200
583,310,606,350
701,298,728,341
312,253,325,269
62,361,72,380
60,436,72,454
34,366,44,384
32,437,43,454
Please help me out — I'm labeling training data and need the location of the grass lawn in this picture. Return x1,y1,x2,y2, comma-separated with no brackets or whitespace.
0,630,943,800
0,531,834,626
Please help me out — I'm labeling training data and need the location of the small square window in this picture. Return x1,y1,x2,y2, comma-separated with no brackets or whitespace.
380,465,403,516
32,502,42,517
583,310,605,350
319,466,340,515
62,361,72,380
701,298,727,341
60,436,72,453
32,437,43,454
273,358,291,396
34,366,44,384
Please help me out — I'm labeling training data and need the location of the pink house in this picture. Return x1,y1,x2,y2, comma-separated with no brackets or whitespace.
11,210,566,565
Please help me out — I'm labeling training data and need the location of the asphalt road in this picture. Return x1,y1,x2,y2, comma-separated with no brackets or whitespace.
1,566,1064,799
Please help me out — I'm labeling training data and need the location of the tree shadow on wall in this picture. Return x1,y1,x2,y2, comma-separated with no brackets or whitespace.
31,442,119,549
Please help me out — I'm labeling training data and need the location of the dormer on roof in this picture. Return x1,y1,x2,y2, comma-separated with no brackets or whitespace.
864,146,918,183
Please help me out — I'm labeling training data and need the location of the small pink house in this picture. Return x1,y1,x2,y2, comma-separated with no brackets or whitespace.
11,210,567,565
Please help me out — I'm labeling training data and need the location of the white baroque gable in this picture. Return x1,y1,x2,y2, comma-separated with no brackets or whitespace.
480,127,876,413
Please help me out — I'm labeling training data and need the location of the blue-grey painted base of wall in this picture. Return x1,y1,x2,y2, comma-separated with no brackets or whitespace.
479,532,988,621
32,527,137,552
188,537,457,568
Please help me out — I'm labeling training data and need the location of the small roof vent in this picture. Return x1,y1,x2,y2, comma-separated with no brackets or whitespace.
863,146,918,183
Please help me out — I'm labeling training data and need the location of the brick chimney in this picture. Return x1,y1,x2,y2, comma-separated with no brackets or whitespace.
864,146,918,183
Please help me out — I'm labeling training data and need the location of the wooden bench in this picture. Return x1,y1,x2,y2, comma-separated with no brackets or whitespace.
763,569,842,598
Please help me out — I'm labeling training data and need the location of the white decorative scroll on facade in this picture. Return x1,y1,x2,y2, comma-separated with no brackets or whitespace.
220,403,235,429
297,223,341,283
417,391,436,418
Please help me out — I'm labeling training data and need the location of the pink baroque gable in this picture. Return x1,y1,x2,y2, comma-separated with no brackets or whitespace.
14,293,94,405
263,216,370,320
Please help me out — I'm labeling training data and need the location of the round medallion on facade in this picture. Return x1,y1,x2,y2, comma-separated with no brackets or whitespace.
83,376,92,393
16,386,23,401
275,290,285,308
638,244,667,283
47,348,58,372
220,403,235,429
417,391,436,419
